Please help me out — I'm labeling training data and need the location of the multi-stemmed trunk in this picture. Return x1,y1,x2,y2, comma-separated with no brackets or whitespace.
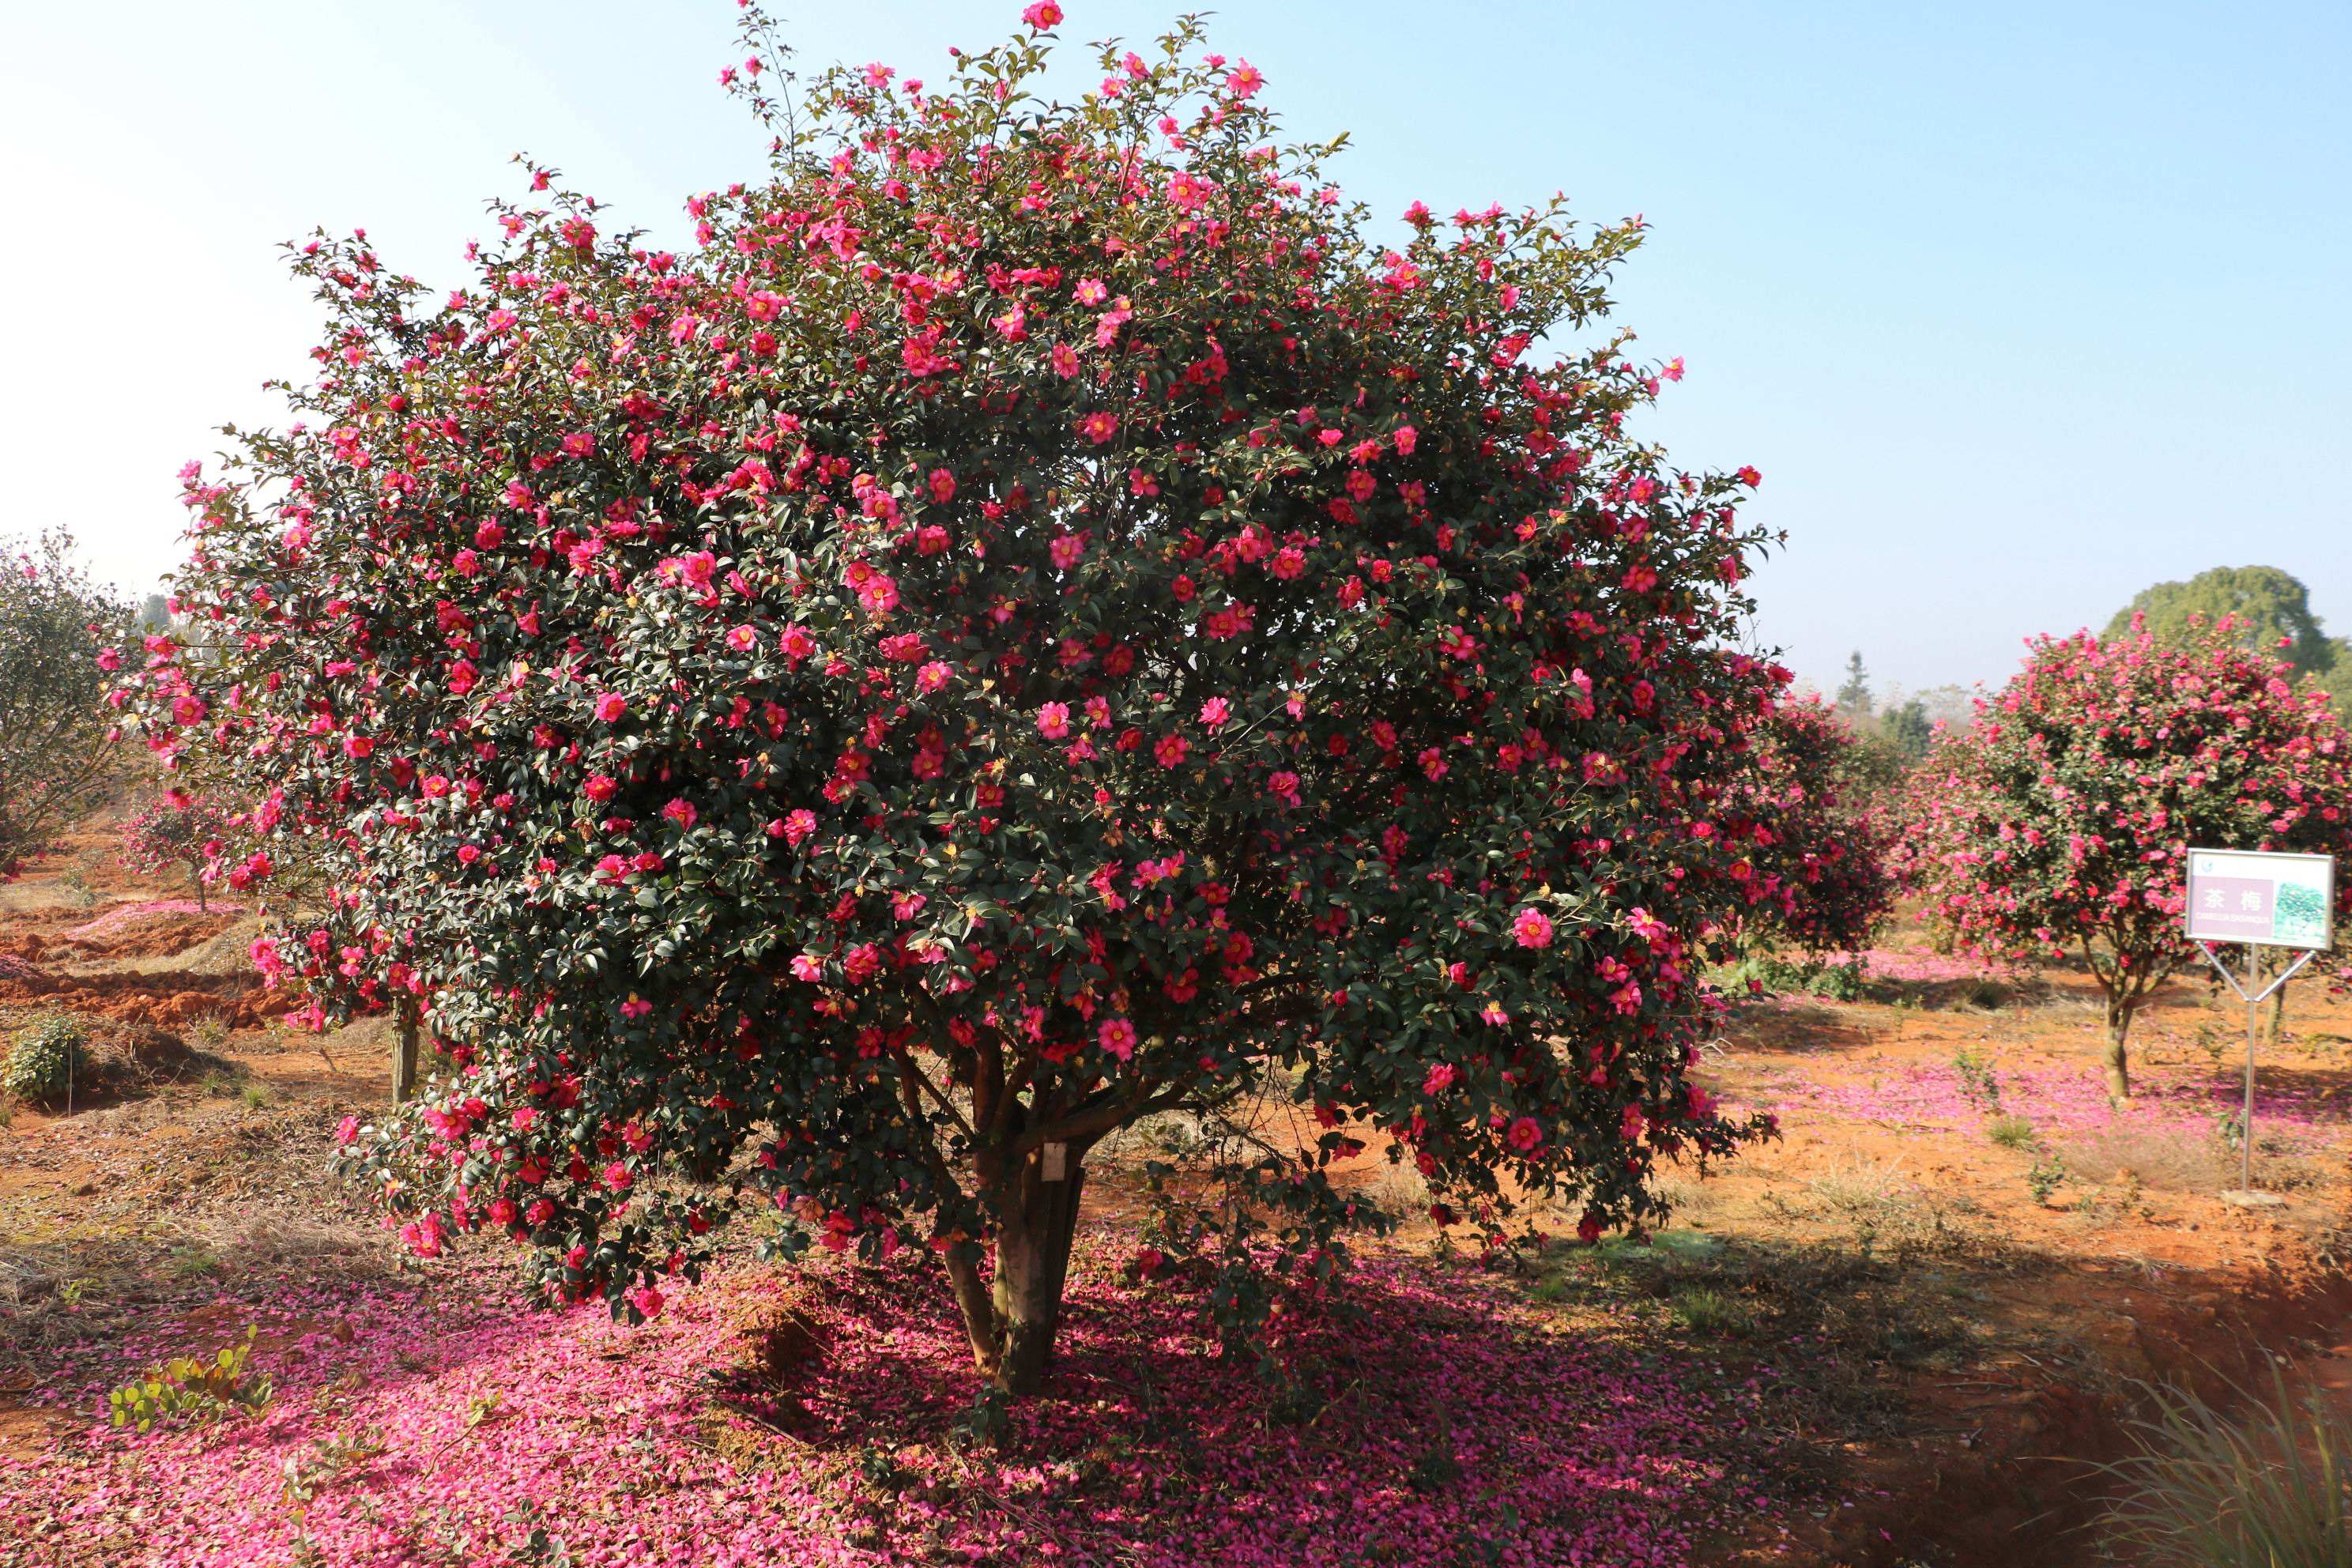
945,1143,1089,1395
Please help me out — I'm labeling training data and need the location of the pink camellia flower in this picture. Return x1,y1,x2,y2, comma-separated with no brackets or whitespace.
593,692,628,722
1225,58,1264,99
334,1114,360,1146
916,660,952,693
1422,1061,1458,1096
1022,0,1062,28
782,808,817,847
1077,410,1118,445
662,797,697,831
604,1161,635,1192
1506,1115,1544,1154
1073,277,1109,306
1199,696,1231,729
1512,906,1555,949
628,1284,665,1319
1036,702,1072,740
1050,342,1081,378
1154,733,1188,769
1099,1016,1137,1060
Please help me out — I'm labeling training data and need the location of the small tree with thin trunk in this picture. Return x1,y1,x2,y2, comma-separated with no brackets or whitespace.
118,5,1785,1394
1,529,127,876
119,790,242,910
1894,618,2352,1098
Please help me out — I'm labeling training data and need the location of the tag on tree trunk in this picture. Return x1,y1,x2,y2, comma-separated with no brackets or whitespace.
1042,1141,1068,1182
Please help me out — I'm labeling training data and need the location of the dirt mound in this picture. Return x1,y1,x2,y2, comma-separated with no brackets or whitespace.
0,967,275,1031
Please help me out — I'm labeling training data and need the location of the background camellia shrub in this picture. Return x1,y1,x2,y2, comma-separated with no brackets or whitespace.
3,1012,92,1109
1,528,129,877
119,5,1788,1393
1721,695,1897,956
119,790,244,912
1894,617,2352,1099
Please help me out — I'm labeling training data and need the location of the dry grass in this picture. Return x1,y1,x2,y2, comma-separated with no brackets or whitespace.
2061,1126,2233,1193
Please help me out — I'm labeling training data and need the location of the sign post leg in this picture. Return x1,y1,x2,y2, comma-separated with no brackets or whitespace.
2242,948,2260,1193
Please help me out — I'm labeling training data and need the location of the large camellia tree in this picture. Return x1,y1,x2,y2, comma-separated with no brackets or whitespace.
119,5,1786,1393
1897,618,2352,1099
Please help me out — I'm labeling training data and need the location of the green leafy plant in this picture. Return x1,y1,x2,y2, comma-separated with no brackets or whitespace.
1986,1115,2037,1150
2094,1366,2352,1567
1669,1286,1755,1337
1953,1044,2002,1112
2,1012,90,1108
106,1327,275,1433
1725,952,1867,1001
0,527,129,876
2026,1155,2067,1205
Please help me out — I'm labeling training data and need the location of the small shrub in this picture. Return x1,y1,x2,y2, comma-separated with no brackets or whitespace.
107,1327,274,1432
190,1012,233,1051
1959,978,2008,1011
2027,1155,2067,1204
1406,1440,1463,1492
1953,1045,2003,1111
2094,1367,2352,1568
2,1013,90,1107
58,870,99,910
1987,1115,2037,1150
1726,953,1867,1002
1670,1287,1755,1338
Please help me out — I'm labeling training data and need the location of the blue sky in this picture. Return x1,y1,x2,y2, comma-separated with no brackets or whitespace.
3,1,2343,696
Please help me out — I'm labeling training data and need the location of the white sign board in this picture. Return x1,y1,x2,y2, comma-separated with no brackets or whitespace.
2184,849,2335,952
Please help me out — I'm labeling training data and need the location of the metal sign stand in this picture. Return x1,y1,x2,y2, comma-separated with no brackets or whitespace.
2193,940,2315,1198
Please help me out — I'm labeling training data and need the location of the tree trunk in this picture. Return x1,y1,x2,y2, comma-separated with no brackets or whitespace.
392,1001,420,1105
952,1144,1087,1396
2101,1000,2132,1100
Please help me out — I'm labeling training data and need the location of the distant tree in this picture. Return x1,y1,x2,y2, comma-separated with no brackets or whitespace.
137,594,173,633
1912,684,1980,735
2105,566,2349,690
1834,650,1872,717
1895,622,2352,1099
119,790,243,911
0,530,128,875
1881,698,1932,763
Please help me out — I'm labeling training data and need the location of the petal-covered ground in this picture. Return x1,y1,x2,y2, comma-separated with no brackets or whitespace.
5,1250,1820,1568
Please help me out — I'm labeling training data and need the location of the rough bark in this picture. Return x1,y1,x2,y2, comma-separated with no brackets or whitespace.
950,1144,1088,1395
392,1001,420,1105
